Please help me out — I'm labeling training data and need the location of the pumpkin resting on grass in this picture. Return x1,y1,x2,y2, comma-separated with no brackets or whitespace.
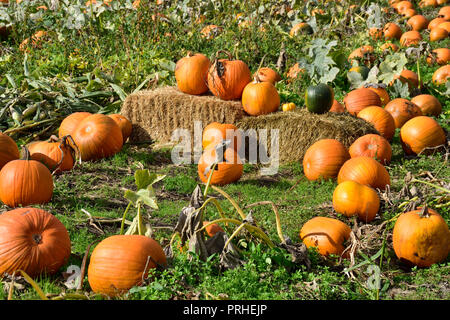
0,208,71,278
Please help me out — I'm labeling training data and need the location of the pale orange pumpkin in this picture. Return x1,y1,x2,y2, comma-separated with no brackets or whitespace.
333,180,380,223
357,106,396,142
337,156,391,190
303,139,350,181
400,116,446,155
410,94,442,117
300,217,351,257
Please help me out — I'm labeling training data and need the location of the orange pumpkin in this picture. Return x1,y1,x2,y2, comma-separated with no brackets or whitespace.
286,63,306,81
0,208,71,278
395,1,414,13
241,78,280,116
329,99,345,113
59,112,92,138
384,98,423,129
432,64,450,85
393,206,450,267
419,0,438,7
203,221,225,237
28,135,78,173
337,156,391,190
333,181,380,223
72,114,123,161
400,116,446,155
108,114,132,144
365,84,391,106
348,46,375,66
343,88,382,116
400,30,422,47
253,67,282,85
426,48,450,65
0,132,19,171
429,27,449,42
380,42,399,53
198,145,243,186
349,134,393,165
383,22,403,40
410,94,442,117
393,69,420,90
88,235,167,297
300,217,351,257
407,15,429,31
401,8,417,18
207,51,252,101
368,28,383,40
202,122,242,152
428,17,447,30
357,106,396,142
175,52,210,95
438,6,450,20
0,147,54,207
437,21,450,32
302,139,350,181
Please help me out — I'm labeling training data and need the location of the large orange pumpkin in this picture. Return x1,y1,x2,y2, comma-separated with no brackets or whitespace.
198,145,243,186
426,48,450,65
383,22,403,40
438,6,450,20
175,52,210,95
400,30,422,47
337,156,391,190
333,180,380,223
410,94,442,117
108,114,132,144
300,217,351,257
343,88,382,116
302,139,350,181
0,148,54,207
400,116,446,155
406,15,429,31
0,208,71,278
59,112,92,138
429,27,448,42
357,106,396,142
241,78,280,116
428,17,447,30
72,114,123,161
393,206,450,267
349,134,392,165
384,98,422,128
88,235,167,297
28,135,78,173
0,132,19,171
207,51,252,101
202,122,242,152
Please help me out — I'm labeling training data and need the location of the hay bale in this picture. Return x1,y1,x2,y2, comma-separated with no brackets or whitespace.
121,86,378,164
236,110,378,164
121,86,246,144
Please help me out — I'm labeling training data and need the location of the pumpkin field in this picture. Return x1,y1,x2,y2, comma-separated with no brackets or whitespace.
0,0,449,303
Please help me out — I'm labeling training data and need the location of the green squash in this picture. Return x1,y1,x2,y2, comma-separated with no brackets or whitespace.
305,84,334,114
347,65,370,82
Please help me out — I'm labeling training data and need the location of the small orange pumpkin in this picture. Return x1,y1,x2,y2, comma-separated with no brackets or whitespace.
410,94,442,117
203,221,225,237
198,145,243,186
383,22,403,40
426,48,450,65
300,217,351,258
349,134,393,165
0,132,20,171
253,67,282,85
175,52,210,95
400,116,446,155
241,78,280,116
432,65,450,85
357,106,396,142
337,156,391,190
400,30,422,47
333,180,380,223
302,139,350,181
108,114,133,144
329,99,345,113
438,6,450,20
429,27,449,42
384,98,423,128
202,122,242,152
406,15,429,31
428,17,447,30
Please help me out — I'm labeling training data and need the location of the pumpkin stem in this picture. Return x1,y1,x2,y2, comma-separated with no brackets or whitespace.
215,50,233,61
419,205,430,218
32,234,42,244
20,146,31,161
49,135,60,143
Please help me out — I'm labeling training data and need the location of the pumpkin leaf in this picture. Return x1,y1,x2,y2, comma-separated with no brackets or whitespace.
378,52,408,85
124,189,159,209
134,169,166,190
